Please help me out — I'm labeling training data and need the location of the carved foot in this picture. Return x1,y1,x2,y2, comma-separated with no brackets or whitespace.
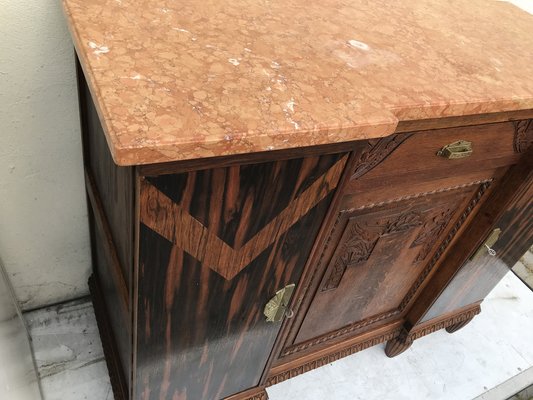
445,316,475,333
384,333,413,358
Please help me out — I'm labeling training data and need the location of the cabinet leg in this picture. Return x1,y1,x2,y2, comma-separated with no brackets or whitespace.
445,316,475,333
384,333,413,358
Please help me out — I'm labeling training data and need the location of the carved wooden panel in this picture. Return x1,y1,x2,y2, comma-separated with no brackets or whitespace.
136,154,347,400
291,181,489,347
513,119,533,153
350,133,414,180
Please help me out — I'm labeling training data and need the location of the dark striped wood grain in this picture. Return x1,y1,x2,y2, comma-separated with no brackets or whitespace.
135,154,347,400
78,59,133,391
421,157,533,322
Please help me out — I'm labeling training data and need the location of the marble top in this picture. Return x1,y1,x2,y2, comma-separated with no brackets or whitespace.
63,0,533,166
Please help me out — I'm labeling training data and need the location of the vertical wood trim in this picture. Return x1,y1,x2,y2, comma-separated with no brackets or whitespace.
131,171,141,400
85,170,130,313
89,274,128,400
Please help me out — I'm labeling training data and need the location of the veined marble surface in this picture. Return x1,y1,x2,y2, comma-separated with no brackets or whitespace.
21,271,533,400
62,0,533,165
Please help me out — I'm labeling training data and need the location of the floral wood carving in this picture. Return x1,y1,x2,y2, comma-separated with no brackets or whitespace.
351,133,414,180
385,211,423,234
410,208,456,263
321,223,379,291
321,210,422,292
513,119,533,153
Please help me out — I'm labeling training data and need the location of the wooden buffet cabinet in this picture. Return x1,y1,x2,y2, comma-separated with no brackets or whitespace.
79,61,533,399
63,0,533,398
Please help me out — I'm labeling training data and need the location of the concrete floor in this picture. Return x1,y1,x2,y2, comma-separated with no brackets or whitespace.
21,269,533,400
513,247,533,290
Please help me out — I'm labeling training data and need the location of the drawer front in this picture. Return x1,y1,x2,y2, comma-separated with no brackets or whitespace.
347,120,525,194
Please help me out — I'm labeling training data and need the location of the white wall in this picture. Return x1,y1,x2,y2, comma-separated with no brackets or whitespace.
0,0,91,310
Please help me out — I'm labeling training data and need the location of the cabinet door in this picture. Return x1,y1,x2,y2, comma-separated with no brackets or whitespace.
135,154,347,400
418,157,533,323
292,181,490,345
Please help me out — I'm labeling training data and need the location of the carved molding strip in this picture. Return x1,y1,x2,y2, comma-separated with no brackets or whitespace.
343,179,493,213
267,329,402,386
386,305,481,357
247,393,267,400
281,309,399,357
225,388,269,400
411,208,455,264
513,119,533,153
408,305,481,341
140,157,346,280
351,133,414,180
274,307,480,383
398,180,492,311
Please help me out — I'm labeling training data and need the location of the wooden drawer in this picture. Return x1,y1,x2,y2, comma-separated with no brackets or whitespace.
348,121,522,192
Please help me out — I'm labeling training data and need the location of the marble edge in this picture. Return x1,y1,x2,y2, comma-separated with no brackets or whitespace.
112,119,397,166
108,94,533,166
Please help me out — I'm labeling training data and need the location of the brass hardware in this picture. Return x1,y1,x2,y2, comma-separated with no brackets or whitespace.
471,228,501,260
437,140,473,159
264,284,295,323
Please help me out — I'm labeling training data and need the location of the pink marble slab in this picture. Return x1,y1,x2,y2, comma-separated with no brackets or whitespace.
63,0,533,165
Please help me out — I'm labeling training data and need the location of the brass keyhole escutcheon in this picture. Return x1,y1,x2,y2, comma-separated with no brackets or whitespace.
471,228,501,260
264,284,296,323
437,140,473,159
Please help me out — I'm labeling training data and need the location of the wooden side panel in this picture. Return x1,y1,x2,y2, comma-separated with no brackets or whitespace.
79,62,134,290
77,59,133,394
421,165,533,322
86,176,131,384
136,154,348,400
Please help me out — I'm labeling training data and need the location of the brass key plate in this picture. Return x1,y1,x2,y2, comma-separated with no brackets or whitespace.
471,228,501,260
437,140,473,159
264,284,295,323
